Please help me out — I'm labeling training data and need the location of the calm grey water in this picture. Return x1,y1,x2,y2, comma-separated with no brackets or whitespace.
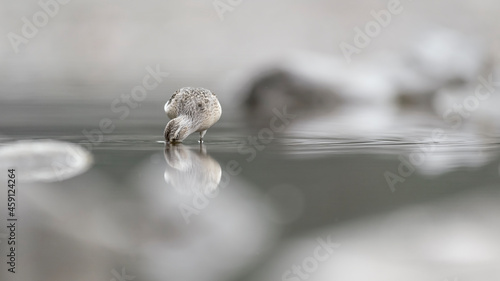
1,102,500,281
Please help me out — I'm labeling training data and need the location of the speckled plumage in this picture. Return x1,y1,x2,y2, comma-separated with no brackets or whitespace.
164,87,222,143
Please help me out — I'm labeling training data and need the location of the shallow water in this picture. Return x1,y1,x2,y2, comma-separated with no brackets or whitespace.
1,112,500,281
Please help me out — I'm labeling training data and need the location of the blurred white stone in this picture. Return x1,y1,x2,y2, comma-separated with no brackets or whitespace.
16,150,278,281
132,153,279,281
410,28,485,85
409,137,496,176
0,140,93,182
250,188,500,281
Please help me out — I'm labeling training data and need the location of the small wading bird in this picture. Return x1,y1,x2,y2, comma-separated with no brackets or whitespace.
164,87,222,143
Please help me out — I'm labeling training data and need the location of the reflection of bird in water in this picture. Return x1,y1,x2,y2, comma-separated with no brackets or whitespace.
163,143,222,195
164,87,222,143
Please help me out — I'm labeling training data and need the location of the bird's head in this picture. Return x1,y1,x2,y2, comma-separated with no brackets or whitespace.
164,116,193,143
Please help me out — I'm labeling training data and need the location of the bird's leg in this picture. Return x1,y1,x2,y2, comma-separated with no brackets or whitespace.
199,130,207,143
199,142,207,154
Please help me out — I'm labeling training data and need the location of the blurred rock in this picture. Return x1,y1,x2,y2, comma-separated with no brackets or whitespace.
240,29,490,131
240,55,344,127
0,169,120,281
432,63,500,135
0,140,93,182
407,134,497,176
131,153,279,281
394,28,487,111
7,151,278,281
249,187,500,281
